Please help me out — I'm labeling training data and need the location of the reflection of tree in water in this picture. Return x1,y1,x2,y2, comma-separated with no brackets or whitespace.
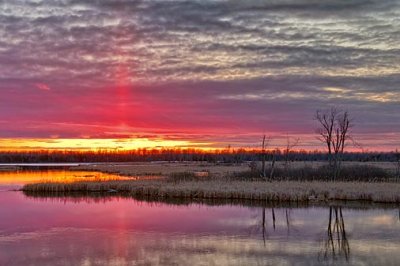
319,206,350,262
257,207,294,246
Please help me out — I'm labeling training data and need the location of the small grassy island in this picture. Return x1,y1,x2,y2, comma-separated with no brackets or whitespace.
22,162,400,204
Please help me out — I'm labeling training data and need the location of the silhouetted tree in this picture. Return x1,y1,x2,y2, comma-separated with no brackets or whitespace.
395,149,400,179
283,135,301,172
260,135,271,179
315,107,353,180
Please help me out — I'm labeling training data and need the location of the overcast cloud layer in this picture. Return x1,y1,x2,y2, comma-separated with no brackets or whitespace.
0,0,399,149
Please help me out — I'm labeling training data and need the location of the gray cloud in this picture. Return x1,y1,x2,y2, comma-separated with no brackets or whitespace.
0,0,399,148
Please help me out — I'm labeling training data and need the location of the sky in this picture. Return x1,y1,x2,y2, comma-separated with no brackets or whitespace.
0,0,399,151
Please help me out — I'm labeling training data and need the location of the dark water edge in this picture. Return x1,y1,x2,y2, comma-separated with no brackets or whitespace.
22,190,400,210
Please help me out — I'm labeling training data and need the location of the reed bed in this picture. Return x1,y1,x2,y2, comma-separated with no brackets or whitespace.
22,179,400,203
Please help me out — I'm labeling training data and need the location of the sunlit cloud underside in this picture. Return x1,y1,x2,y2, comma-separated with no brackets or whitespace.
0,0,399,150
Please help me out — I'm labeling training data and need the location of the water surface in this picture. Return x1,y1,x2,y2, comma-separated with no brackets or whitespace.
0,170,132,191
0,170,399,266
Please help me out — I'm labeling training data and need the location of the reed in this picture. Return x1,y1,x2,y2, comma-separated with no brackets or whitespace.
22,179,400,203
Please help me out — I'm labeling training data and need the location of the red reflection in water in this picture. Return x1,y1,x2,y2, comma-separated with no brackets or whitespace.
0,191,400,265
0,192,252,235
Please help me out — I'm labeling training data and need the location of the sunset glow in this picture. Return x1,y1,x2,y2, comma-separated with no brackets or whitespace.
2,2,400,265
0,138,209,151
0,1,399,151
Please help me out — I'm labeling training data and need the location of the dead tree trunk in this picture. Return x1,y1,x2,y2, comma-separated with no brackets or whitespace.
270,153,276,180
260,135,271,180
261,135,267,179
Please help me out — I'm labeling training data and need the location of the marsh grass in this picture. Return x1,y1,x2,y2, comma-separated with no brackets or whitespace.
167,171,212,183
22,179,400,203
20,163,400,203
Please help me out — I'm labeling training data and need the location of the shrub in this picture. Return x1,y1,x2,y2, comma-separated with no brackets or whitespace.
167,171,212,182
229,165,391,182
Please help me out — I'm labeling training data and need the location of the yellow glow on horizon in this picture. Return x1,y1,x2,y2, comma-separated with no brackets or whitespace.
0,138,212,151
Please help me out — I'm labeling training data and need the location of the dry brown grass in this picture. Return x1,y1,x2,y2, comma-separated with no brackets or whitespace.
73,162,248,177
73,161,398,177
22,179,400,203
19,161,400,203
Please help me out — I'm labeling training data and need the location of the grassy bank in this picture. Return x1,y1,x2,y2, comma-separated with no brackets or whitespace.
72,162,399,182
72,161,398,178
22,179,400,203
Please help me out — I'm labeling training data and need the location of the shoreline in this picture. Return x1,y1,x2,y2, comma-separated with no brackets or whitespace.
21,190,400,209
22,179,400,204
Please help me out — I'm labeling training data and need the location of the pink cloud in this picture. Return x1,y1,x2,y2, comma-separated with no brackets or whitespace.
34,83,51,91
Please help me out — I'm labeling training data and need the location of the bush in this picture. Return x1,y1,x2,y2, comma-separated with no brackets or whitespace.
229,165,391,182
167,171,212,182
337,165,389,181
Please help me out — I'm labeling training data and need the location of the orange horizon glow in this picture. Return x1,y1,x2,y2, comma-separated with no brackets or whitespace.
0,138,216,152
1,1,399,156
0,137,397,153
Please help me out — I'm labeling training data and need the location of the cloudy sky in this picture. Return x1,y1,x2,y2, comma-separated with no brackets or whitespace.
0,0,399,150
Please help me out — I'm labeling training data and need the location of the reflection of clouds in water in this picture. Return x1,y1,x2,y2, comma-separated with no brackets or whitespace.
1,229,400,266
0,227,85,243
370,214,398,226
217,218,255,227
339,210,400,234
0,229,317,265
353,239,400,254
1,191,400,265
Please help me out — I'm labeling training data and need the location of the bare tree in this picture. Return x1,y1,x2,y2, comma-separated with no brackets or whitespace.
315,107,353,180
260,135,270,179
315,107,338,165
260,135,276,180
395,149,400,180
269,152,276,180
283,135,301,169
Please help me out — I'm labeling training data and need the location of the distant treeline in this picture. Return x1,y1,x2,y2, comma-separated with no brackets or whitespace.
0,148,399,163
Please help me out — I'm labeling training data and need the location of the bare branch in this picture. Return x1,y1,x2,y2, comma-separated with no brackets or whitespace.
314,107,354,179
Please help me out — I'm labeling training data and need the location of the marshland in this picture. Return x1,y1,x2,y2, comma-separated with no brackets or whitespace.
1,156,399,265
14,159,398,204
1,167,400,266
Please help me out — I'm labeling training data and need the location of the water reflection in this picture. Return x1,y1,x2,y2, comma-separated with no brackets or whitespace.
259,208,276,245
319,206,350,263
1,167,400,266
0,170,133,190
1,192,400,265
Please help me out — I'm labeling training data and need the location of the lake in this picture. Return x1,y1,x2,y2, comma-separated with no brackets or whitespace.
0,170,399,265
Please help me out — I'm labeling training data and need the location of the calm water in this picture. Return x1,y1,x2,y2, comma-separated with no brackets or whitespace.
0,171,400,266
